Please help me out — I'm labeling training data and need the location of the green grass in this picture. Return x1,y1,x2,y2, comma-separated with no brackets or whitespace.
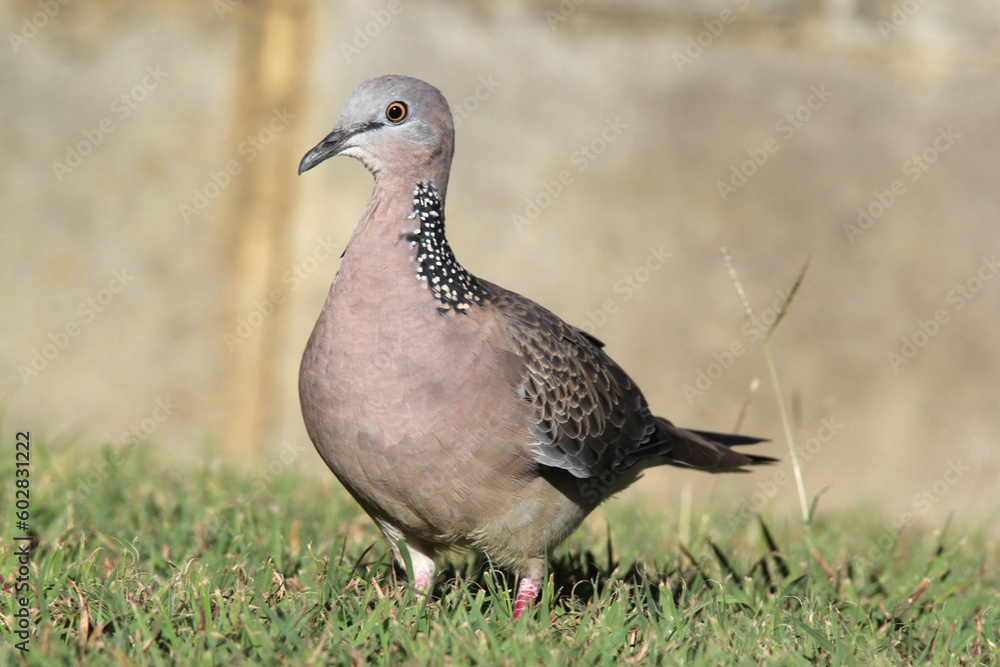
1,440,997,666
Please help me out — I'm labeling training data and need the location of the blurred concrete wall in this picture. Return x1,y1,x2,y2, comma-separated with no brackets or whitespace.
3,0,998,521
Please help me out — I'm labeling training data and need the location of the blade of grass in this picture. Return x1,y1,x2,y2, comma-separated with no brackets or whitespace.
733,377,761,435
764,258,810,343
721,245,811,525
763,341,809,523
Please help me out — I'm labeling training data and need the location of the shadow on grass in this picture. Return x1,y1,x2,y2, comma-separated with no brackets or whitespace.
398,516,786,612
346,517,983,660
364,515,968,637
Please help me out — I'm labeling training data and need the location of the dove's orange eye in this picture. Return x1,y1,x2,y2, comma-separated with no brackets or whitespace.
386,101,407,122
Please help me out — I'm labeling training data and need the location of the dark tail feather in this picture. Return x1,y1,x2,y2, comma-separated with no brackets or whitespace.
686,429,765,447
640,417,776,470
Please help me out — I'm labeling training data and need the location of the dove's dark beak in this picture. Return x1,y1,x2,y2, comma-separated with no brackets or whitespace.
298,122,381,174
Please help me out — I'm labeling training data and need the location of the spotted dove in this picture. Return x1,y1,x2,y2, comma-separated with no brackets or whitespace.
297,75,771,620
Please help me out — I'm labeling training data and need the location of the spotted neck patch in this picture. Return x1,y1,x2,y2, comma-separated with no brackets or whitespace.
406,181,488,314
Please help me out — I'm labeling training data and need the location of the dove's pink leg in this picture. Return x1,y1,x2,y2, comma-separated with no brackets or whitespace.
408,544,436,594
513,577,542,620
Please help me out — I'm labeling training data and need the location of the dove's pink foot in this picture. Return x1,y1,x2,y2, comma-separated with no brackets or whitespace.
409,546,436,594
513,577,542,620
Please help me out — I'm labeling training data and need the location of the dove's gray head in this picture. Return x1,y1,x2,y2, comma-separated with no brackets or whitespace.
299,75,456,195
